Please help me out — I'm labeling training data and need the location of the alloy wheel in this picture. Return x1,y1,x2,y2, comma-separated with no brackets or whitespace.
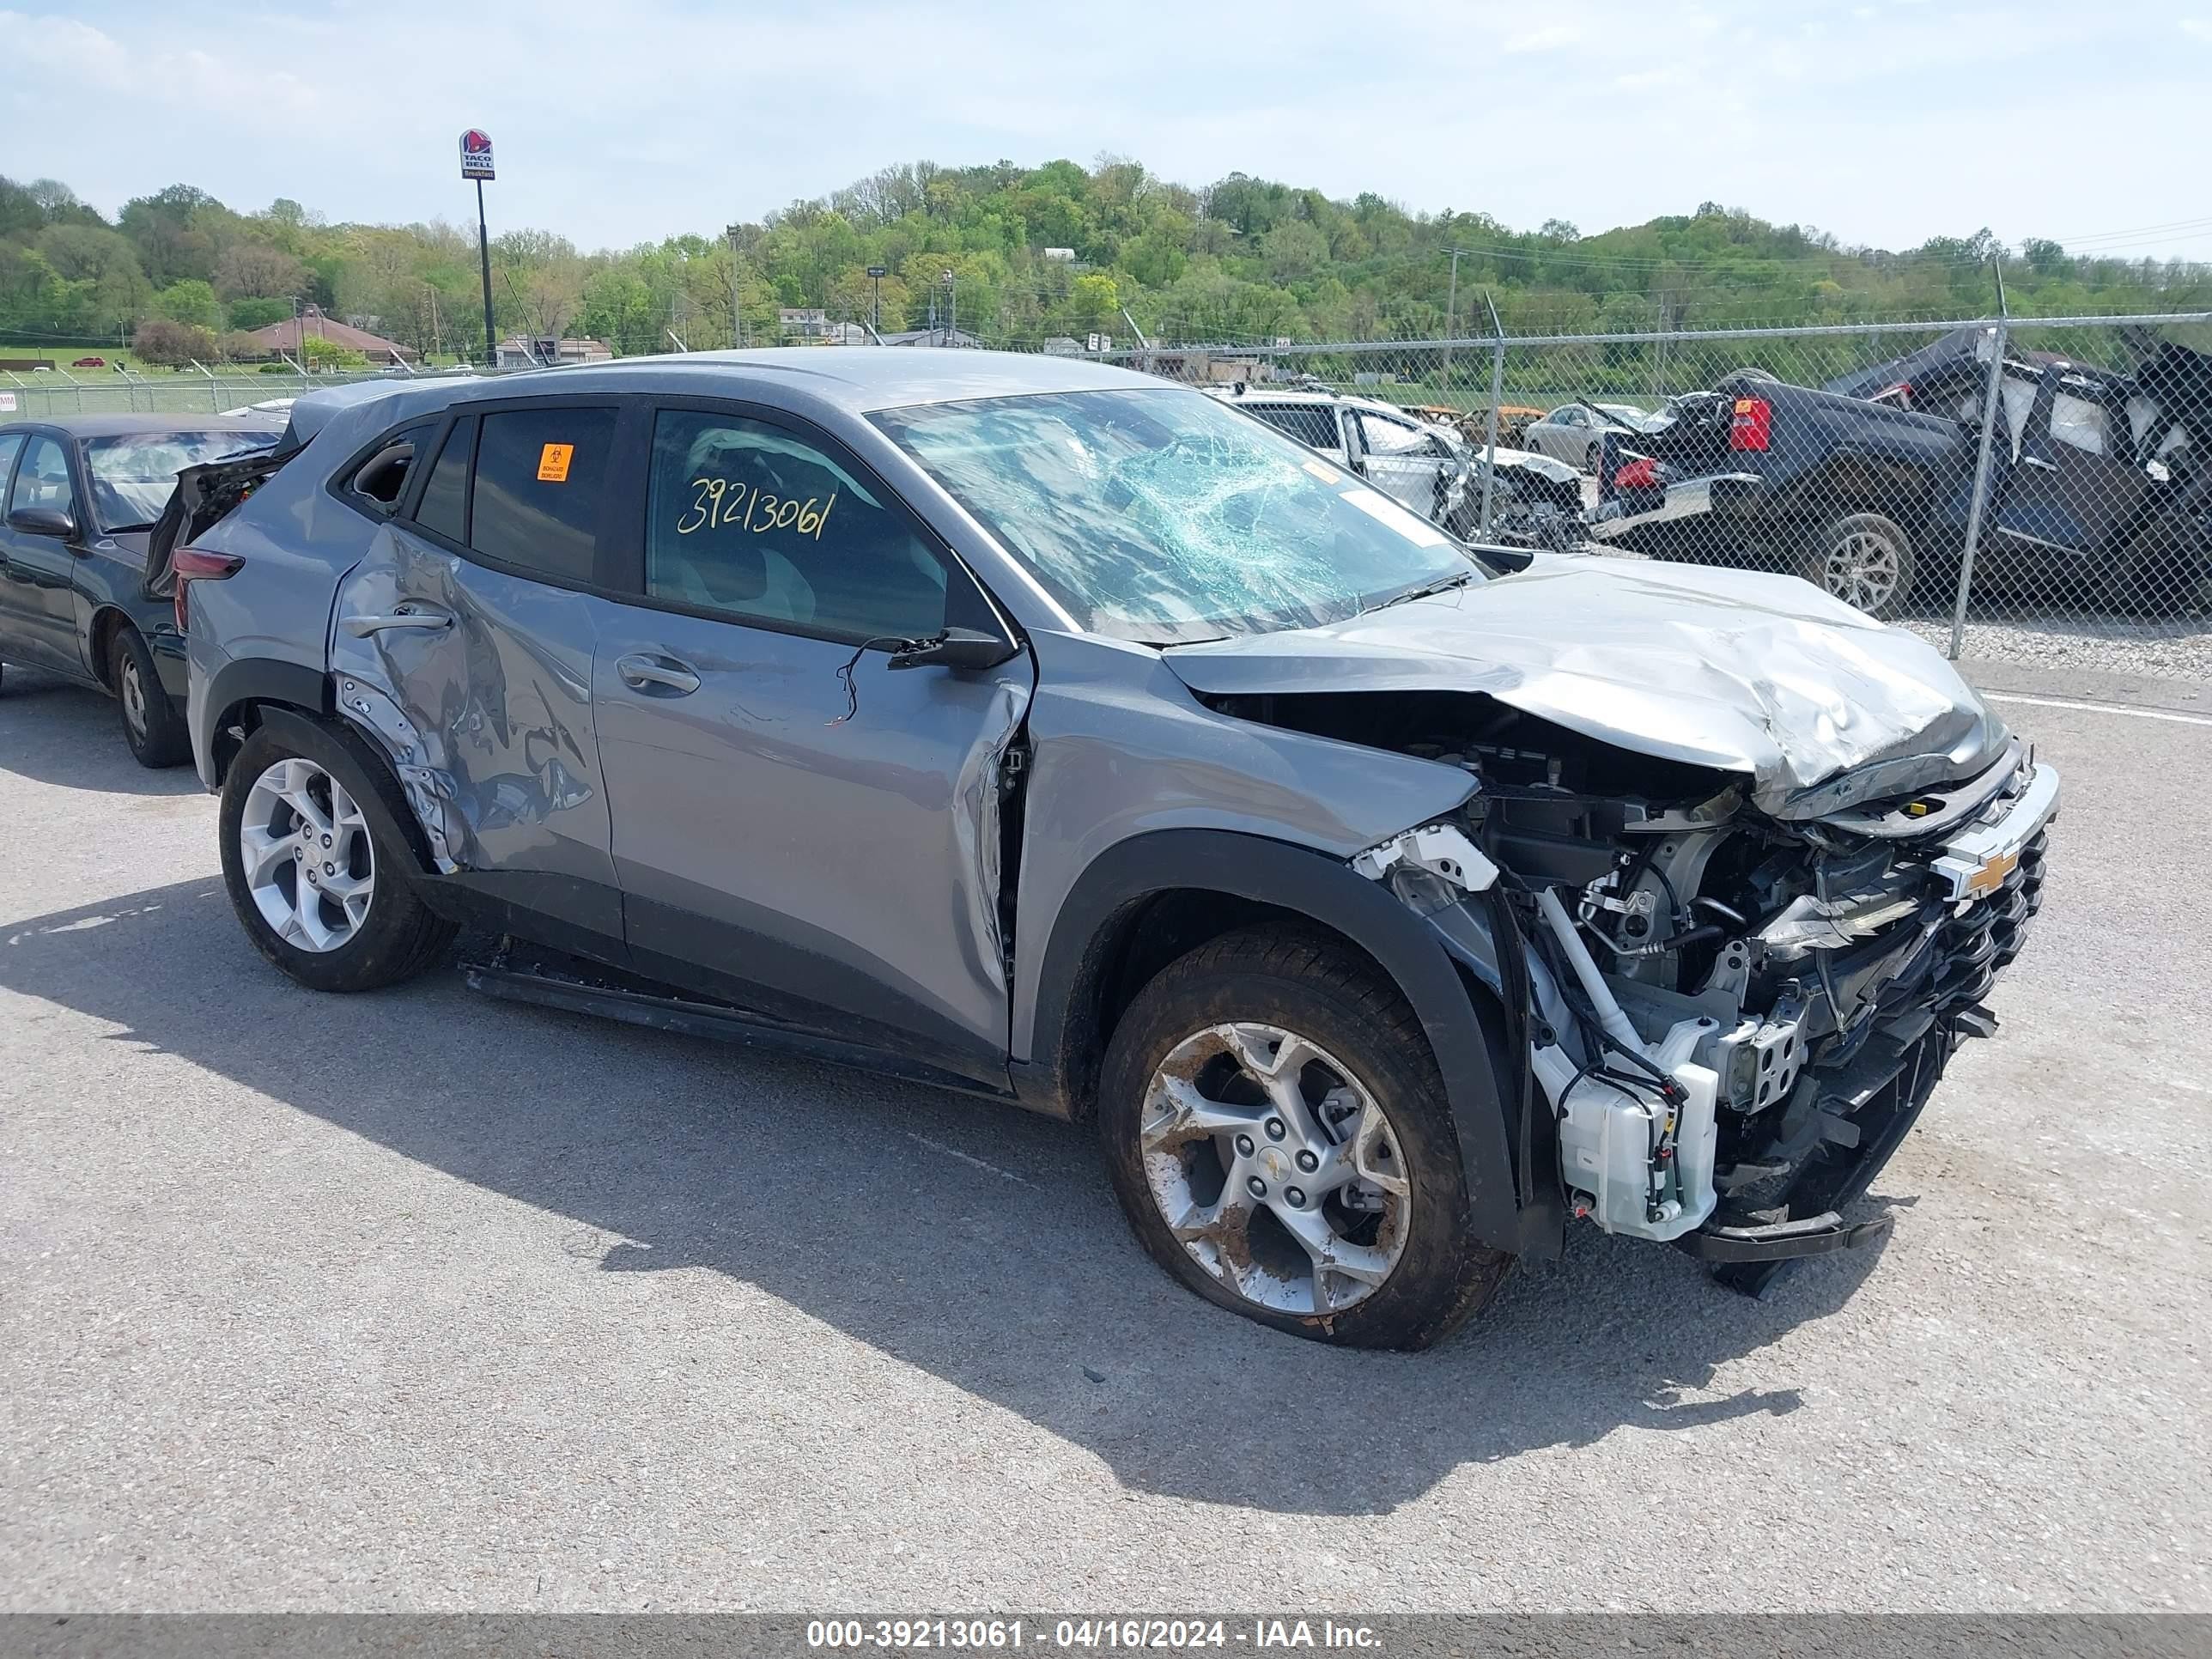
1139,1021,1409,1316
118,653,148,740
238,757,376,953
1822,526,1904,612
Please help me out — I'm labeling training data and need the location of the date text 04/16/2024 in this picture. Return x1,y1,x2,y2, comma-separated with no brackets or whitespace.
804,1620,1383,1650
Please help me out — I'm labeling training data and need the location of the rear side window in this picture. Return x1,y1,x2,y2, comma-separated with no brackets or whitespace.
349,422,434,512
413,415,475,544
1246,404,1340,450
469,406,617,583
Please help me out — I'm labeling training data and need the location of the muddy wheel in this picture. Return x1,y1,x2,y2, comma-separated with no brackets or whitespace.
1098,927,1512,1350
218,720,455,993
1802,510,1917,618
110,624,191,768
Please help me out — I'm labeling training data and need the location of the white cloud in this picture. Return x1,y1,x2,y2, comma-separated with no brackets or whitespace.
1503,23,1584,52
2181,16,2212,38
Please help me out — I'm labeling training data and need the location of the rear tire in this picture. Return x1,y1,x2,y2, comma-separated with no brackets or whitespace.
1801,510,1917,619
110,625,191,769
218,719,456,993
1097,927,1512,1350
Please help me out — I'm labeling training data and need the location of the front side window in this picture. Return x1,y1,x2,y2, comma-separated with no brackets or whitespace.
13,436,76,520
644,409,945,642
1358,413,1435,457
86,429,280,532
1552,407,1583,428
469,406,617,584
0,434,25,506
874,386,1485,646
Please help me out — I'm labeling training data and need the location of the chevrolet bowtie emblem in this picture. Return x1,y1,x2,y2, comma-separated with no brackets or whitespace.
1962,848,2019,899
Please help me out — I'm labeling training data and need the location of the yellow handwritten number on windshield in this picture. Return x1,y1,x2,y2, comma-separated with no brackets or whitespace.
676,477,836,538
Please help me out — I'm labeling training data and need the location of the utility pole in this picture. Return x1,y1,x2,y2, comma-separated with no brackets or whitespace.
943,269,956,345
726,224,744,349
1443,248,1462,385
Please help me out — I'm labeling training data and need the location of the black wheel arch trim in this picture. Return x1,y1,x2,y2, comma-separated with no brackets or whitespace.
198,656,335,778
1018,828,1539,1255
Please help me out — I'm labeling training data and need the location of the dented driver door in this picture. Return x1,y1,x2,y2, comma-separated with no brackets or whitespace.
590,399,1032,1089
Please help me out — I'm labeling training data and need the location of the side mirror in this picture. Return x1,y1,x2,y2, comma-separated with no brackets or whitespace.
889,626,1018,672
9,505,78,539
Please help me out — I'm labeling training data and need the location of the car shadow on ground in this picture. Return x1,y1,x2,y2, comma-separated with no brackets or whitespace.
2,875,1893,1517
0,667,202,796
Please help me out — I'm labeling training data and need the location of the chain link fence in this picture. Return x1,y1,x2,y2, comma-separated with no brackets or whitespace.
8,314,2207,675
1101,312,2212,675
0,363,413,420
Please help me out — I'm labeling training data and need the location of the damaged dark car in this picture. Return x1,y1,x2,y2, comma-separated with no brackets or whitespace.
178,352,2057,1348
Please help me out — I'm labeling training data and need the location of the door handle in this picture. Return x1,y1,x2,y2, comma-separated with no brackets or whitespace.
343,607,453,636
2021,456,2057,472
617,653,702,696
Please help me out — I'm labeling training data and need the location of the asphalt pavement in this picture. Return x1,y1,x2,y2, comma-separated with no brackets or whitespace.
3,659,2206,1613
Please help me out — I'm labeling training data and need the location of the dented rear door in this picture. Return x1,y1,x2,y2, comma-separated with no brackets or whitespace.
328,400,629,942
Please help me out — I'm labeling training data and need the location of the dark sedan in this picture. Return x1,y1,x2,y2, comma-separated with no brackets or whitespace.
0,414,283,765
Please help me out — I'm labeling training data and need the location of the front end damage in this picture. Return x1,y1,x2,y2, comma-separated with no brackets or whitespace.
1342,710,2054,1286
1322,702,2053,1290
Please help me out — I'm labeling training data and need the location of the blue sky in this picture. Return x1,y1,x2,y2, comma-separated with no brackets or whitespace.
9,0,2211,259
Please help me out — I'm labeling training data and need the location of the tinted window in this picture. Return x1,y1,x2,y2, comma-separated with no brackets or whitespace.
469,406,617,583
414,415,474,543
645,409,945,642
0,434,24,506
1246,404,1340,450
13,435,76,517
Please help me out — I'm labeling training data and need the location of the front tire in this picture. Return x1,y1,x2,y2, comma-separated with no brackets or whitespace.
111,625,191,768
218,720,456,992
1098,927,1512,1349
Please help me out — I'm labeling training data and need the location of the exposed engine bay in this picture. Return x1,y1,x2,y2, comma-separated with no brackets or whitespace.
1210,689,2056,1285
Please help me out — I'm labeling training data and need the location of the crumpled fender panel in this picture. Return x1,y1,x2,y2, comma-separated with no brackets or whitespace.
1162,554,2008,817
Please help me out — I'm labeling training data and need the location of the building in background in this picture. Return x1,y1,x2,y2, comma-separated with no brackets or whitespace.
495,336,615,369
242,307,415,364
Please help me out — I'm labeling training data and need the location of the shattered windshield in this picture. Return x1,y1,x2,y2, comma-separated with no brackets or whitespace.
85,429,283,532
872,387,1486,644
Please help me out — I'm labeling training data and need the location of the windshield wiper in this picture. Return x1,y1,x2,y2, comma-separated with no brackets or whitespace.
1365,568,1475,615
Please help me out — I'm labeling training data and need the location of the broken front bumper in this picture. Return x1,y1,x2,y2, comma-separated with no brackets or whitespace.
1676,762,2057,1285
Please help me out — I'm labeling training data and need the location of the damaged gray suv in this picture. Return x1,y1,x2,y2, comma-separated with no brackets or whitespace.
179,351,2057,1349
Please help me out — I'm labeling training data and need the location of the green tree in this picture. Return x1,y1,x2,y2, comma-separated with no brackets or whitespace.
155,278,222,329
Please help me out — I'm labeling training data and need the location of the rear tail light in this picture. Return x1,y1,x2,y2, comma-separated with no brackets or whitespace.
1614,457,1657,491
1729,396,1771,453
173,546,243,632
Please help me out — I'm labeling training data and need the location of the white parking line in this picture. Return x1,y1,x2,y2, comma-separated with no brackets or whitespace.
1984,692,2212,727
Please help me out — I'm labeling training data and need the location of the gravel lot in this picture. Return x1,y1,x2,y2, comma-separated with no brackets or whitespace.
3,662,2207,1614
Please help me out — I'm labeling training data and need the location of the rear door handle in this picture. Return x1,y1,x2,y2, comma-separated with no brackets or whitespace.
617,653,702,696
343,606,453,636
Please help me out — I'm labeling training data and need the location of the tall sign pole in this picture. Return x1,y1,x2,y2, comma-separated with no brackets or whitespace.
459,130,497,366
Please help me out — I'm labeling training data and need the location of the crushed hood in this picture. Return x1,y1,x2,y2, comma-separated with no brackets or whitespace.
1162,555,2008,819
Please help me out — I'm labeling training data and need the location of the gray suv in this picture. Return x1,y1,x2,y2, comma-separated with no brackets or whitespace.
180,351,2057,1348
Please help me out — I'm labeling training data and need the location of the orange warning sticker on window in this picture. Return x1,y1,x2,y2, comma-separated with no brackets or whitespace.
537,442,574,483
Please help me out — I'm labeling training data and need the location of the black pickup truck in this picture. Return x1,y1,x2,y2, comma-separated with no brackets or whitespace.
1583,343,2212,619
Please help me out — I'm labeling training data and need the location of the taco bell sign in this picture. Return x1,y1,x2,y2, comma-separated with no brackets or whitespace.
459,129,495,181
